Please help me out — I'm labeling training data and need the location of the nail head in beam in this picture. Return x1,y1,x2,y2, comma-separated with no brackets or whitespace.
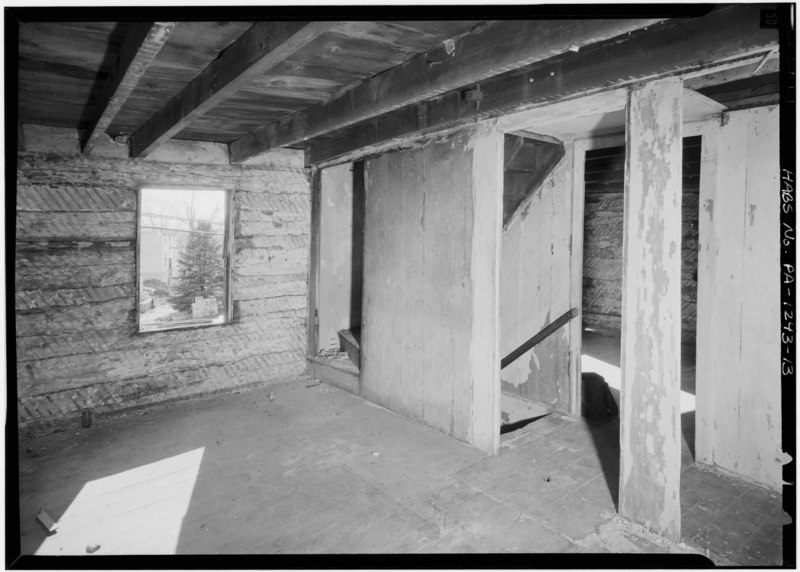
81,22,176,155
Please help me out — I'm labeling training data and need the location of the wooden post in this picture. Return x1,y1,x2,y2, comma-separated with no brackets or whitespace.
689,118,719,467
306,167,321,359
619,77,683,541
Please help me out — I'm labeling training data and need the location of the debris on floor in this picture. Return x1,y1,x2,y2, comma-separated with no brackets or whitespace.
85,543,100,554
36,509,58,532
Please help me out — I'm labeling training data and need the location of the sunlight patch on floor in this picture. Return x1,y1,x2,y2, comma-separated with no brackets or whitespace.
35,447,204,555
581,355,696,414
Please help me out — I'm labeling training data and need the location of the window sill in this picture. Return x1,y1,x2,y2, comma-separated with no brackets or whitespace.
135,318,231,335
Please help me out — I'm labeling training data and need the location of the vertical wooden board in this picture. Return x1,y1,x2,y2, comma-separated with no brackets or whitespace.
421,132,475,436
376,156,392,408
375,152,398,412
705,112,749,471
694,120,721,465
317,163,354,351
420,151,432,428
530,185,548,324
412,146,431,422
451,136,479,441
469,122,502,453
404,146,427,422
551,146,574,412
619,77,683,541
393,148,412,418
738,106,781,487
361,156,388,405
569,140,587,417
500,213,518,355
351,161,366,329
306,168,322,357
420,139,450,434
360,160,375,396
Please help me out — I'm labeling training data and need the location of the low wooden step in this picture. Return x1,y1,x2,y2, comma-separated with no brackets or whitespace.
307,355,360,396
337,328,361,369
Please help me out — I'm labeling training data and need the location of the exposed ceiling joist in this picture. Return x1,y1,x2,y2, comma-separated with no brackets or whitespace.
129,20,337,158
306,4,778,166
228,17,666,163
81,22,176,154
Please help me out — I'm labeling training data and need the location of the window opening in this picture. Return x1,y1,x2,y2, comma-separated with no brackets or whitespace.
138,188,229,332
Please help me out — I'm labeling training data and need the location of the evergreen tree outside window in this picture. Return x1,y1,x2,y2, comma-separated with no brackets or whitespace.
138,188,230,332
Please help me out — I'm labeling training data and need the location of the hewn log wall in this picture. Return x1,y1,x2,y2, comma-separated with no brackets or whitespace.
15,125,310,430
582,137,701,344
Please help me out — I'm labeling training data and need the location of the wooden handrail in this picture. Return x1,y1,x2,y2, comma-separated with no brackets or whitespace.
501,307,579,370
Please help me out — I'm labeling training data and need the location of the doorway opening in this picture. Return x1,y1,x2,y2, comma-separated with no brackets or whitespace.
498,132,571,438
309,161,365,392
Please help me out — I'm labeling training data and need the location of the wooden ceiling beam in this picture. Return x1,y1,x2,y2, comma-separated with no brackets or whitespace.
129,21,336,158
305,4,778,166
228,18,666,163
81,22,176,154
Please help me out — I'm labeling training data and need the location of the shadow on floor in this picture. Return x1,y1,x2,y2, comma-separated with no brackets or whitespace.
581,330,699,509
500,413,550,435
584,415,620,511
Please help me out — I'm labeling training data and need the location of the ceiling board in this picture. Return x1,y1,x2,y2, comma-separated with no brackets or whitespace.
107,21,252,136
178,21,481,142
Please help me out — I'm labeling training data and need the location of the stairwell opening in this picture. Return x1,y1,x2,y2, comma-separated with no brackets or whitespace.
499,132,570,437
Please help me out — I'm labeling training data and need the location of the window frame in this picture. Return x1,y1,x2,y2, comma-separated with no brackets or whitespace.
135,185,234,334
